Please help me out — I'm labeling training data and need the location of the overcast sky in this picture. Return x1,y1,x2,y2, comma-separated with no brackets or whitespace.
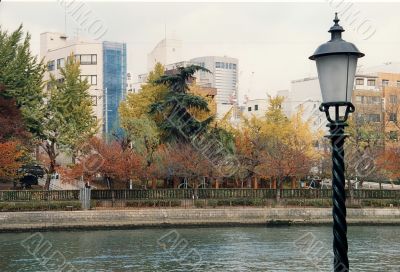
1,1,400,103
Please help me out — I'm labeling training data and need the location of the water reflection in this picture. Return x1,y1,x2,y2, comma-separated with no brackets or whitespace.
0,226,399,271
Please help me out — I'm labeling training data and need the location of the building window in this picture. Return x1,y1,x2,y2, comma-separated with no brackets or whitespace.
75,54,97,65
80,75,97,85
229,63,232,69
47,60,55,71
367,79,376,86
366,96,380,104
389,95,398,104
91,95,97,106
248,107,252,112
368,114,380,122
90,75,97,85
389,131,398,141
254,104,259,111
389,113,397,122
382,79,389,86
56,58,65,69
233,64,237,70
215,62,220,68
57,78,65,84
397,81,400,88
356,78,364,85
356,114,365,124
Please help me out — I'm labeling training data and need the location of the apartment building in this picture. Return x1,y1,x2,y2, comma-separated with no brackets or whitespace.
352,74,383,124
40,32,127,137
379,73,400,141
242,99,269,119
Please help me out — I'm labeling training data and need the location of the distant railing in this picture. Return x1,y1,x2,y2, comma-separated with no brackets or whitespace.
90,188,400,200
0,190,80,202
1,189,400,202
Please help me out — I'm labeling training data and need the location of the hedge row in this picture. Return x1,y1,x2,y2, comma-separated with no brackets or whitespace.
0,201,81,212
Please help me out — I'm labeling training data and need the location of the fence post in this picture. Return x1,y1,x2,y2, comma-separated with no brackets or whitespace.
79,188,91,210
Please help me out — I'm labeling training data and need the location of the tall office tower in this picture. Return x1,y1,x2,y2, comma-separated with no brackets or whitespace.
190,56,239,119
103,41,127,136
147,38,182,72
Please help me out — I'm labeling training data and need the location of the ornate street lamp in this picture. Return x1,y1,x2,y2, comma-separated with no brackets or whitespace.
309,13,364,271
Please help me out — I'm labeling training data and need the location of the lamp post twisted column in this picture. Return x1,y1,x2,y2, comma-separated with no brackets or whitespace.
320,102,354,272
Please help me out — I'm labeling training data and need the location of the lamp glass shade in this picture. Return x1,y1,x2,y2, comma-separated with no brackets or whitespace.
315,54,357,103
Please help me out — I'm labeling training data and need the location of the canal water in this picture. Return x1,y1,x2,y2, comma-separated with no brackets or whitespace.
0,226,399,271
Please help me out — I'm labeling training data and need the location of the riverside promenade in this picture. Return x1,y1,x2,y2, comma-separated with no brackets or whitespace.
1,207,400,232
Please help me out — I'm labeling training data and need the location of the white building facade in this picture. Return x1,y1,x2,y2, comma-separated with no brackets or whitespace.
40,32,104,127
147,38,182,72
40,32,127,137
190,56,239,119
283,77,325,132
242,99,269,119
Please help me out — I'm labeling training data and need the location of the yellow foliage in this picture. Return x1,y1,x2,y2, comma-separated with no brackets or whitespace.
187,84,217,122
235,95,319,179
119,63,167,127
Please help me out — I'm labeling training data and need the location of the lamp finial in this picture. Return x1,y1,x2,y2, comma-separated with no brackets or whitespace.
329,12,344,40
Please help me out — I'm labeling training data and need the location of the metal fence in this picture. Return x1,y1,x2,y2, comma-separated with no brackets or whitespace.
90,188,400,200
1,189,400,202
0,190,80,201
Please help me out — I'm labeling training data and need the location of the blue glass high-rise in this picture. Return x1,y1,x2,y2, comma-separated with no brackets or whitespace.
102,41,127,139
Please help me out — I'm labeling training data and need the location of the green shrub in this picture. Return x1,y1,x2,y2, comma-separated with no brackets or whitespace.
123,199,182,208
0,201,81,212
285,199,332,207
361,199,400,207
194,200,206,208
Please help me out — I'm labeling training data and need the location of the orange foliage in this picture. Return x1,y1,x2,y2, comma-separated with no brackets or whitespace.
158,143,212,183
377,147,400,180
0,141,23,180
59,137,146,187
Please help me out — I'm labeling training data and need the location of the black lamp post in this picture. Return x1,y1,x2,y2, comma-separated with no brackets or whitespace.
309,13,364,271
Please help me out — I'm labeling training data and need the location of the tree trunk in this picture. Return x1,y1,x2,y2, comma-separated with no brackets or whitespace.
272,177,277,189
71,151,76,164
347,179,353,204
252,176,258,189
291,177,296,189
276,178,281,202
173,177,179,188
163,178,168,188
44,141,57,190
215,179,220,189
235,178,240,188
151,179,157,189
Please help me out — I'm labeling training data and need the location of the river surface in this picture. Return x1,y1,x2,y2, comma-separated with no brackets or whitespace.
0,226,399,271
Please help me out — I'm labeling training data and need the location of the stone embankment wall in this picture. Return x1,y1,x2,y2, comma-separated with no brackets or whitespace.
1,208,400,232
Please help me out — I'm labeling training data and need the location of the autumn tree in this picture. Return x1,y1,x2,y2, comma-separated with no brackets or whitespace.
158,143,212,188
119,63,167,122
0,141,24,182
34,54,97,189
234,96,317,193
0,25,45,182
61,137,145,189
377,147,400,182
345,113,385,188
149,65,213,143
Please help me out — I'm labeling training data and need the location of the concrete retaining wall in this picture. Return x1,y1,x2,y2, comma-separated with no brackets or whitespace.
1,208,400,232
